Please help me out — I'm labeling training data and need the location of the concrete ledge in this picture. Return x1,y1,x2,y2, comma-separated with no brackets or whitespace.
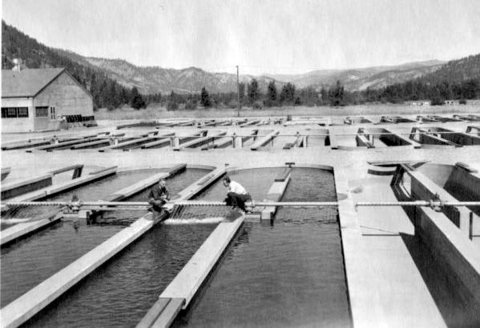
261,173,291,220
385,132,421,148
5,166,115,202
274,168,292,182
456,162,479,173
0,214,62,246
201,136,233,150
46,167,117,197
137,298,184,328
173,131,226,151
176,167,226,200
418,132,459,147
137,298,171,328
239,119,260,128
102,135,159,151
367,165,397,176
334,167,384,327
329,131,339,149
0,216,155,328
71,139,111,149
141,138,171,149
1,167,11,181
49,164,84,176
1,174,53,200
417,206,480,315
356,135,374,148
2,140,51,151
102,164,187,202
161,217,245,307
31,137,102,151
409,170,473,236
250,130,279,150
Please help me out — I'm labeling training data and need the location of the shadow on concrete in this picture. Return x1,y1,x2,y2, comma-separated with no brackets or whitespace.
401,233,480,327
390,165,480,327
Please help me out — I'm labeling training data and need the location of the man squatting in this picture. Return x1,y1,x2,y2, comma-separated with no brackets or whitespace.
223,176,251,214
148,179,170,215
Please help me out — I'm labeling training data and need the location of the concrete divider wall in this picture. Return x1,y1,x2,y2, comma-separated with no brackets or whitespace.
409,171,471,235
437,129,480,145
356,135,373,148
444,165,480,213
379,133,414,147
0,214,63,247
160,217,245,307
416,206,480,321
1,175,53,200
261,170,291,220
250,130,279,150
418,133,457,146
416,163,454,188
174,131,226,151
42,167,117,198
175,167,226,200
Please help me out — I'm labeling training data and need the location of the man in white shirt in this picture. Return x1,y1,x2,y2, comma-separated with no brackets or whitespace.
223,176,251,213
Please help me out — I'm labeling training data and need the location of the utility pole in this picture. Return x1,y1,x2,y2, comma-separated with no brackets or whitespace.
236,65,240,117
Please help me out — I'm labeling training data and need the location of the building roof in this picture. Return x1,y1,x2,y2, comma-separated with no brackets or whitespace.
2,68,65,98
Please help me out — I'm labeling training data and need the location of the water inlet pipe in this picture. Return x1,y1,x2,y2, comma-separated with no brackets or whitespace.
4,200,480,208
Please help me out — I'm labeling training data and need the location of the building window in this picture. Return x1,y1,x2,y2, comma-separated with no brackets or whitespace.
50,107,56,120
1,107,29,118
35,107,49,117
18,107,29,117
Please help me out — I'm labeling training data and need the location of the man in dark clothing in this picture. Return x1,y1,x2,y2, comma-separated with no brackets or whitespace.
148,179,170,214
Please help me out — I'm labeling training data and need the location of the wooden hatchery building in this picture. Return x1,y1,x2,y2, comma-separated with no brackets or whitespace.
1,66,95,133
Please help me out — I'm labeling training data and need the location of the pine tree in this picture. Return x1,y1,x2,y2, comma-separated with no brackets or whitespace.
329,80,344,106
279,83,296,105
239,82,246,106
200,87,211,107
130,87,146,109
247,79,260,105
265,81,277,107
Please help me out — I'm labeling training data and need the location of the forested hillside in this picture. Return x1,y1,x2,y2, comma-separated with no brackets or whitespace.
1,21,148,110
357,54,480,104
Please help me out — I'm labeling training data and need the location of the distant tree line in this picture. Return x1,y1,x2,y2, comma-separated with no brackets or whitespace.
157,75,479,111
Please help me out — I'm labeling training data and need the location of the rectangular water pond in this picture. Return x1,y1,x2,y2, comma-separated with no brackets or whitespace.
23,224,217,328
174,167,352,328
1,169,208,309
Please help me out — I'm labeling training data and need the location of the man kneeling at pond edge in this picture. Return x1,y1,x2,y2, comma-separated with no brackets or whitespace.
223,176,251,214
148,179,170,216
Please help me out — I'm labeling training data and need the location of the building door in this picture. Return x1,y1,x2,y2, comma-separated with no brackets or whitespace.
50,107,56,120
34,106,50,130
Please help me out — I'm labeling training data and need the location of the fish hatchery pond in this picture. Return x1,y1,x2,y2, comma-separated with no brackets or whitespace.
8,167,350,328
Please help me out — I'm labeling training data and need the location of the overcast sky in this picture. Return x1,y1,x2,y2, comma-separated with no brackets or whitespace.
2,0,480,75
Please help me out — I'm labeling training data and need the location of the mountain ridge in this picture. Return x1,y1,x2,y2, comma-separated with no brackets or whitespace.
68,53,445,94
1,20,473,97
